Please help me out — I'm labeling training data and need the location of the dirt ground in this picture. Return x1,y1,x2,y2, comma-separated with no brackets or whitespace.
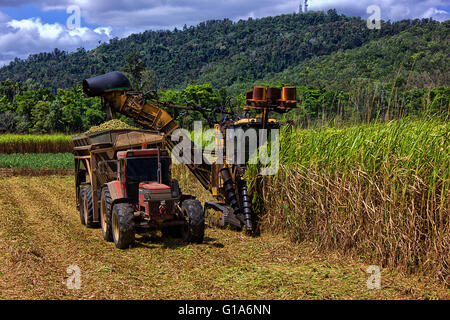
0,175,448,300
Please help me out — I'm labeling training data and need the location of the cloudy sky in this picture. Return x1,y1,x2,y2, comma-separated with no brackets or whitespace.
0,0,448,66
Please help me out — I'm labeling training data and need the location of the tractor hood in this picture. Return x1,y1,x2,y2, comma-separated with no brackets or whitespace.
139,182,172,201
139,182,171,190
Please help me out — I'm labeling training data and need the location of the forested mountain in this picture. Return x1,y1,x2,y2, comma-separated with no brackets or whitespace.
0,11,447,92
226,19,449,93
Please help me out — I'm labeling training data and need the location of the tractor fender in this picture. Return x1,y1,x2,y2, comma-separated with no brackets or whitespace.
106,181,126,202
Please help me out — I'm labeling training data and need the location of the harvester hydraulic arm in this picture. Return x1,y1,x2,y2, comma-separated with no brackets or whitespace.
83,71,262,231
102,90,212,191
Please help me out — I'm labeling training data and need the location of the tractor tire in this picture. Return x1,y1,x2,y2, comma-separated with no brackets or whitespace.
181,200,205,244
83,185,99,229
79,188,86,225
111,203,135,249
100,188,113,242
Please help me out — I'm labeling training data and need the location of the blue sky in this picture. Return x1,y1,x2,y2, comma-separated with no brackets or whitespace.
0,0,448,66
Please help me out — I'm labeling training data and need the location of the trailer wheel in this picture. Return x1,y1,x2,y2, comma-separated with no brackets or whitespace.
100,188,113,242
181,200,205,244
83,186,99,229
111,203,135,249
79,188,86,225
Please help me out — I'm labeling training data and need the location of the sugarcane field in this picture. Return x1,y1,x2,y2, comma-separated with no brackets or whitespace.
0,0,448,310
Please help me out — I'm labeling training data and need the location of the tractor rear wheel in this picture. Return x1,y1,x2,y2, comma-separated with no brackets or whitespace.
100,188,113,242
79,188,86,225
111,203,135,249
181,200,205,244
83,185,99,229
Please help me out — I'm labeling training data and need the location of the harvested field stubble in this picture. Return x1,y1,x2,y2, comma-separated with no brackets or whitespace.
0,175,448,300
0,168,74,177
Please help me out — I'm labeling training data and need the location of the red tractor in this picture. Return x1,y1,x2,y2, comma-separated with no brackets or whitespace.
73,129,205,249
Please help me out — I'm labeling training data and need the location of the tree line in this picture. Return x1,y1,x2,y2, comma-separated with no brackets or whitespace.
1,78,447,134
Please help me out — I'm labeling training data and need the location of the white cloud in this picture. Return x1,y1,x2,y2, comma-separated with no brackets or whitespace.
8,18,63,40
0,11,10,23
63,0,450,26
0,16,110,66
94,26,112,38
310,0,449,21
422,7,449,20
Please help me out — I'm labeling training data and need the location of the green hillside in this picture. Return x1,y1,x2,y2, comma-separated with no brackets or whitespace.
0,11,445,92
234,19,449,91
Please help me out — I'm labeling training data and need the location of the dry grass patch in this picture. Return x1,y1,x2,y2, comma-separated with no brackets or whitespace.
0,175,448,300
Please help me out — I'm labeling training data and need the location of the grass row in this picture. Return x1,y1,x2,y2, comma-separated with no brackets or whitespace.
0,134,73,154
0,153,74,170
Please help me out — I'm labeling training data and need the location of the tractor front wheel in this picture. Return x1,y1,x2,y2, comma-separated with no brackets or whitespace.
111,203,135,249
181,200,205,244
100,188,113,242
